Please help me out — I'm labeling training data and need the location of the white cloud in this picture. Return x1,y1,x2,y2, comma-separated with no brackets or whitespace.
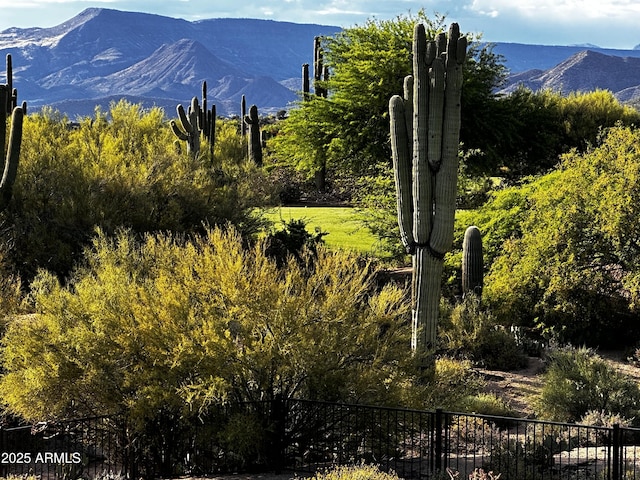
468,0,640,20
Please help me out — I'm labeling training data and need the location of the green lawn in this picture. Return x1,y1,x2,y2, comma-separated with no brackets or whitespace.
259,206,384,256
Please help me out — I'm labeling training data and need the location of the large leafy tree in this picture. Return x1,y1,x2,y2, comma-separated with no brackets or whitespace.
483,125,640,347
270,10,507,181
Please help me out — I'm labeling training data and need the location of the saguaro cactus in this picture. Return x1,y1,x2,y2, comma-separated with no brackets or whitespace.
200,81,216,159
302,63,310,100
389,23,467,354
171,83,216,159
244,104,263,166
462,226,483,297
313,36,328,98
170,96,201,156
0,85,23,212
240,95,247,137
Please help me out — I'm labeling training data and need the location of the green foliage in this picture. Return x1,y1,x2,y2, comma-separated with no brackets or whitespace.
306,464,401,480
6,101,267,281
479,87,640,178
260,206,382,257
0,226,419,424
462,392,515,417
440,297,528,371
484,126,640,346
270,10,504,179
560,89,640,151
264,217,326,266
426,356,485,411
535,347,640,423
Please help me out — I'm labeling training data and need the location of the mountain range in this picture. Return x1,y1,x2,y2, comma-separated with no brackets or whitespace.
0,8,340,118
3,8,640,119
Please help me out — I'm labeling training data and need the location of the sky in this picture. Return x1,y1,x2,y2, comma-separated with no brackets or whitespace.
0,0,640,50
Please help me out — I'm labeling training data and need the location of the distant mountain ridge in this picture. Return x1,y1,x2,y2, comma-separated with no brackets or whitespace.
0,7,340,117
499,49,640,104
3,9,640,118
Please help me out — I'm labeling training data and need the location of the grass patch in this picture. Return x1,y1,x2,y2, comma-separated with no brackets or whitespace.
259,206,385,257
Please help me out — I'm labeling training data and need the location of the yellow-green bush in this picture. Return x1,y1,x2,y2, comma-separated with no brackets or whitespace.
0,226,416,423
306,464,400,480
535,346,640,422
439,297,527,371
7,101,269,281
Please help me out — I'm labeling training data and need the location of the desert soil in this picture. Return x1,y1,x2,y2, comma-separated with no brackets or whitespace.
478,349,640,418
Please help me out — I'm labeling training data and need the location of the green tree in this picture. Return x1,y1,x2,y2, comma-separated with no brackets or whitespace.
269,10,506,181
484,125,640,346
478,87,640,179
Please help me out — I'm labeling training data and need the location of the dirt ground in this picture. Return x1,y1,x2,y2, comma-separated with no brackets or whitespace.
477,355,546,417
477,349,640,418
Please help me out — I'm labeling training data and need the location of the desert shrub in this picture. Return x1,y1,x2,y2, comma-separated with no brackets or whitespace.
424,357,485,411
306,464,401,480
0,226,420,422
7,102,268,282
485,126,640,348
535,346,640,422
440,297,528,371
264,218,327,266
462,393,515,417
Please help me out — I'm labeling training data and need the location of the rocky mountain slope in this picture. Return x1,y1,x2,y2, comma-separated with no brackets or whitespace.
0,8,340,117
500,49,640,103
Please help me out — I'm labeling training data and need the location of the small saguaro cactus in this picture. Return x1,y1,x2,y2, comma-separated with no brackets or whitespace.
5,54,14,114
313,36,328,98
170,96,201,156
243,104,263,166
302,63,310,100
0,84,23,212
240,94,247,137
462,225,483,297
389,23,467,355
200,81,216,159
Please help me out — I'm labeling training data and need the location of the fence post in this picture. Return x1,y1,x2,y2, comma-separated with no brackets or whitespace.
435,408,443,472
270,394,287,474
0,426,5,478
612,424,621,480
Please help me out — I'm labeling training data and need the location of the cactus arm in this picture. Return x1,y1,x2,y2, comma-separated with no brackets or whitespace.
170,120,188,141
427,58,445,170
412,23,433,247
241,95,247,136
6,54,12,113
176,104,193,134
0,107,23,211
389,95,413,253
0,85,7,161
431,24,466,255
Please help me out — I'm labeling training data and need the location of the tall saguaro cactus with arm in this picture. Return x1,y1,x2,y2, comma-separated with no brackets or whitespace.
0,86,23,213
389,23,467,356
170,96,201,156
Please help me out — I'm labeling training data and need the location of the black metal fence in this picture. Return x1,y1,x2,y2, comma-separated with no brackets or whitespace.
2,399,640,479
0,416,125,479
